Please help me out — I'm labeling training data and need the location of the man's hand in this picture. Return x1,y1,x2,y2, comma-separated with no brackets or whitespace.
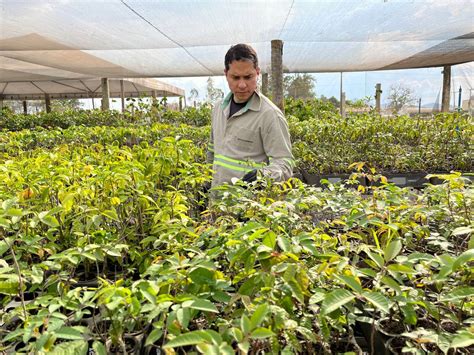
242,169,258,183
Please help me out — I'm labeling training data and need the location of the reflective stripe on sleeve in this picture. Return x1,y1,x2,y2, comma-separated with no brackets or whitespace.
214,160,253,172
213,154,266,173
215,154,265,168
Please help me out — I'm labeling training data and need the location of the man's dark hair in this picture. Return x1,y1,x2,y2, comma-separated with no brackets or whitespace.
225,44,259,71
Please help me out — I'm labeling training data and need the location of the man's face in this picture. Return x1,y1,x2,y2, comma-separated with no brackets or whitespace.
225,60,260,103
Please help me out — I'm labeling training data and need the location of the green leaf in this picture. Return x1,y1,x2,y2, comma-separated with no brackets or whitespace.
54,326,84,340
452,249,474,271
450,331,474,349
49,340,88,355
5,208,22,217
321,289,355,315
366,251,384,269
230,327,243,342
250,328,274,339
184,298,218,313
401,304,417,325
387,264,415,274
241,315,251,334
262,230,276,249
384,239,402,262
92,341,107,355
441,287,474,301
335,274,363,294
102,209,119,221
0,278,21,295
189,267,215,285
381,275,402,294
40,214,59,228
238,340,250,353
2,327,23,342
309,290,326,304
163,331,209,348
452,226,473,236
277,235,292,252
146,329,163,346
0,237,13,257
238,275,258,296
0,217,10,228
177,307,190,329
362,291,390,314
250,304,269,330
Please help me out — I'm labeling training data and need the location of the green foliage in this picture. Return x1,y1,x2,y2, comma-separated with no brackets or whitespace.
0,106,472,354
291,111,472,174
284,73,316,99
387,84,415,114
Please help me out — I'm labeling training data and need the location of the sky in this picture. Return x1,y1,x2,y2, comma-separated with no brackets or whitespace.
84,61,473,110
159,62,473,109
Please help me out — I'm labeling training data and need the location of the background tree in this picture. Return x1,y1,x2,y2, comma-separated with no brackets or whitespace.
188,88,199,104
284,74,316,99
206,77,224,104
320,95,340,107
387,84,414,114
51,99,83,112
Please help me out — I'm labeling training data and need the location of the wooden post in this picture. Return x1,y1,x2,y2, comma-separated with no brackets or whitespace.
261,72,269,96
341,92,346,117
375,83,382,113
23,100,27,114
152,90,157,106
441,65,451,112
120,79,125,112
271,39,284,112
45,94,51,113
101,78,110,111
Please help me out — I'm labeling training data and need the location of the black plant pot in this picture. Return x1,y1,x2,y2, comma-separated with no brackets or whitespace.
143,343,163,355
106,333,143,354
301,171,367,187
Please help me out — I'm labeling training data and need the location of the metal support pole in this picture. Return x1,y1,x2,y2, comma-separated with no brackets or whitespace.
271,39,284,112
375,83,382,113
458,86,462,111
101,78,110,111
23,100,27,114
120,79,125,112
418,98,421,114
0,94,4,112
340,72,343,115
441,65,451,112
45,94,51,113
179,97,183,111
261,72,269,96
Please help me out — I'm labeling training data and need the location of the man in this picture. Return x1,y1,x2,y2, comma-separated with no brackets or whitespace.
207,43,294,188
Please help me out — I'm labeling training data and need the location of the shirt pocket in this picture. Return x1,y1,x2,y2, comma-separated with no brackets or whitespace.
229,128,258,153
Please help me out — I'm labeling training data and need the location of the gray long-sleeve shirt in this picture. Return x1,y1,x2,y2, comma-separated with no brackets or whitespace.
207,91,294,187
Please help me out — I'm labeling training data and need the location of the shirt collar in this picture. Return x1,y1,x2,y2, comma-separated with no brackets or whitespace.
221,90,262,112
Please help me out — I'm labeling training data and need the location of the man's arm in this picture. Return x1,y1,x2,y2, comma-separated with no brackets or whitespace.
260,112,294,181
